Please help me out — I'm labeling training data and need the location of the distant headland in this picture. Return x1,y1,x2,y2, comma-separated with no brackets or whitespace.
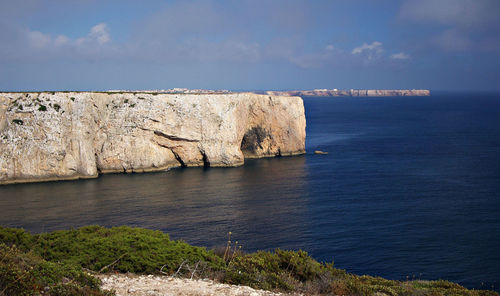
106,88,431,97
266,89,431,97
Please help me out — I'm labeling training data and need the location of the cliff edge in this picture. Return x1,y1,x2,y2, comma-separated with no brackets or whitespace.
0,92,306,184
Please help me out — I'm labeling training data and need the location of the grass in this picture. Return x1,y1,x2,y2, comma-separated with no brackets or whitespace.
0,226,497,296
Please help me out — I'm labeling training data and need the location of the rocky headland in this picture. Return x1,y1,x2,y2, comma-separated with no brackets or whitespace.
0,92,305,184
266,89,430,97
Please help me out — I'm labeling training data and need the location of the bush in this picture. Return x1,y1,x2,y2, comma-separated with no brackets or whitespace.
223,249,342,293
0,226,224,275
0,244,113,296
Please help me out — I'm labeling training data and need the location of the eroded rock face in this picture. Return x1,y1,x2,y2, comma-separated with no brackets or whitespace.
0,92,305,184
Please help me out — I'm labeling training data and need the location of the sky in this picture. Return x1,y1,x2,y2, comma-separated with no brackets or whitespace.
1,0,499,91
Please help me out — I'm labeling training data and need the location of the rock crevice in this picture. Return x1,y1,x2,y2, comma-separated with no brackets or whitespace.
152,130,199,143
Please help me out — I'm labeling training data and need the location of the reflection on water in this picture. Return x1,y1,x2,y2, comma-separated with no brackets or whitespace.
0,156,311,250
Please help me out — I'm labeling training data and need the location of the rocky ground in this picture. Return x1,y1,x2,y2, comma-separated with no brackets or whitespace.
99,274,295,296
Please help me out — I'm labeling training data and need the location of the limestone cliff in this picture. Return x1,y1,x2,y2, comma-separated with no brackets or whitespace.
266,89,431,97
0,92,306,184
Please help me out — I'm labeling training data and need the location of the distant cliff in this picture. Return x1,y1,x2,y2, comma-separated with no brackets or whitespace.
0,92,306,184
266,89,430,97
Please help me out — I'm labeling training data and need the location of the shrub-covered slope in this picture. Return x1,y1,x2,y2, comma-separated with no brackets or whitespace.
0,226,497,296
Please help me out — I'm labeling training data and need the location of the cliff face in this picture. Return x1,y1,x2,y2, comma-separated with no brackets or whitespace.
0,92,306,184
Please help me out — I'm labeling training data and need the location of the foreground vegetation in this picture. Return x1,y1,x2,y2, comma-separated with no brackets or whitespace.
0,226,497,296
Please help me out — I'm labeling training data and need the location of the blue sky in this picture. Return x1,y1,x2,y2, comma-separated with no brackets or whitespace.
1,0,499,91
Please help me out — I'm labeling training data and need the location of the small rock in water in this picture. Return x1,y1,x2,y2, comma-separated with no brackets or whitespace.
314,150,328,155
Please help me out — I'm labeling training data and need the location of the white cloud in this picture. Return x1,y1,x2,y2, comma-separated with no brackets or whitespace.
390,52,410,60
24,23,112,50
351,41,384,62
88,23,110,45
27,31,51,48
289,43,413,68
0,22,116,62
352,41,383,55
54,35,70,47
76,23,110,46
2,1,403,69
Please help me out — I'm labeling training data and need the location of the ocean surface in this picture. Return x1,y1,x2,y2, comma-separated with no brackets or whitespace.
1,92,500,291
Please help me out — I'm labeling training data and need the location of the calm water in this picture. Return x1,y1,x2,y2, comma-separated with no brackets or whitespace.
1,93,500,290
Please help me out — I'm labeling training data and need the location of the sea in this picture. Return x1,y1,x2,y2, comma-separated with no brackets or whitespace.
1,92,499,291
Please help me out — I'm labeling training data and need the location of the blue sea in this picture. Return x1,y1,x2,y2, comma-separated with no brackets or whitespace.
1,92,499,290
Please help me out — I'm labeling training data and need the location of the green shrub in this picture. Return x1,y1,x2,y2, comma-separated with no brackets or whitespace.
223,249,338,292
38,105,47,111
11,119,24,125
0,244,113,296
0,227,34,250
0,226,224,274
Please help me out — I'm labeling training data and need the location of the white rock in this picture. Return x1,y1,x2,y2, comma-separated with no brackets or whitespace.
0,92,305,184
98,274,294,296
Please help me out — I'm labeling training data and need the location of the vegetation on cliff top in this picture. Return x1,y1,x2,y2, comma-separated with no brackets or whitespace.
0,244,112,296
0,225,497,296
